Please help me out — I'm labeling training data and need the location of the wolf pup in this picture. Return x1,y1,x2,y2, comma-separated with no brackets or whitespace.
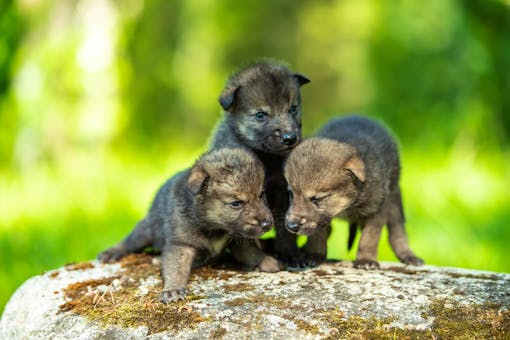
98,148,280,303
211,60,310,266
284,115,424,269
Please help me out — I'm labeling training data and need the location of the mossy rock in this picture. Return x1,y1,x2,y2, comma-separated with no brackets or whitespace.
1,254,509,339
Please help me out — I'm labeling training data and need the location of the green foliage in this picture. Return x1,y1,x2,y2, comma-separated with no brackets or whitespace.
0,0,23,96
1,0,510,314
369,0,510,149
0,0,24,165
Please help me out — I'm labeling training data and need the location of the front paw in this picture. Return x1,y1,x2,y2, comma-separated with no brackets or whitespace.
256,256,284,273
97,247,127,263
302,252,326,268
159,288,188,303
401,255,424,266
277,252,308,269
353,258,380,270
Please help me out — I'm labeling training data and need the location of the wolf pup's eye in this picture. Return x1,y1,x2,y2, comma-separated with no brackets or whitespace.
228,200,244,209
289,105,298,115
310,196,324,207
255,111,268,121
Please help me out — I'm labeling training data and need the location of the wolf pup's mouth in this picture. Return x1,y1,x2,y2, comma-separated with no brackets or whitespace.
236,226,266,239
262,142,295,154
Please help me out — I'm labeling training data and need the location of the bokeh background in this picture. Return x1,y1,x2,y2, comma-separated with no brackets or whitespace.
1,0,509,313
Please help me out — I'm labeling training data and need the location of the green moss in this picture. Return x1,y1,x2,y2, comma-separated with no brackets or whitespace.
318,298,510,339
83,293,207,334
59,254,207,334
426,299,510,339
319,310,431,339
281,314,320,335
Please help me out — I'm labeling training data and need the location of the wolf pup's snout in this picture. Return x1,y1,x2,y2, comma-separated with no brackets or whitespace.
281,131,298,146
286,219,300,233
259,220,273,231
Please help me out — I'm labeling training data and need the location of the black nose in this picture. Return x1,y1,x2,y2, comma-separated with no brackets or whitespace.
260,220,273,231
286,220,300,232
281,131,298,146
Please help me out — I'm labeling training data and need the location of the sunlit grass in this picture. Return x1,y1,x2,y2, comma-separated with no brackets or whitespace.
1,146,509,314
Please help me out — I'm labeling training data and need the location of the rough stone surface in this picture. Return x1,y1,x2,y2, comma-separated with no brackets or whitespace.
1,255,509,339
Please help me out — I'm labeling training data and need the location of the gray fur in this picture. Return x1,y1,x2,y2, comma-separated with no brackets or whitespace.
284,115,423,269
211,60,310,267
98,148,281,303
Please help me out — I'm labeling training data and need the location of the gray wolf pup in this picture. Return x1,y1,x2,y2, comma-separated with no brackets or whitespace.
98,148,280,302
284,115,424,269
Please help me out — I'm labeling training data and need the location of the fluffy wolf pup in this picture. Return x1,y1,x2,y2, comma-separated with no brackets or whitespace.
284,115,424,269
211,60,310,266
98,148,280,303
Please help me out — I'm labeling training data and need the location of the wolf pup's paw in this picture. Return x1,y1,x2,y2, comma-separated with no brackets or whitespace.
401,255,424,266
302,253,326,268
278,252,309,269
353,259,380,270
256,256,284,272
159,288,188,303
97,248,127,263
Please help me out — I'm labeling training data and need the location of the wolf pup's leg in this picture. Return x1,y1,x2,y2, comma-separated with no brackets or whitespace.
302,224,331,267
159,243,197,303
98,218,153,262
270,188,305,267
353,213,384,270
387,188,424,266
230,238,283,272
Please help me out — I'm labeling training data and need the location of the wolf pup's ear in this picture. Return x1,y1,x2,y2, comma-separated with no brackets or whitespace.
219,85,241,110
293,73,310,86
344,155,366,183
187,167,209,195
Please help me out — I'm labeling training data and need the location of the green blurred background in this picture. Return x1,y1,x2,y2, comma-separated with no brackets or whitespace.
1,0,509,313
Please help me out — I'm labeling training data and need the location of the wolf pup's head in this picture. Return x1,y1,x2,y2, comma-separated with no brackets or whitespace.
284,138,366,236
187,148,273,238
219,61,310,154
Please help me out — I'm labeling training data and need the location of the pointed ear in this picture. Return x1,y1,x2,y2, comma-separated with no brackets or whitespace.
219,85,241,110
293,73,310,86
187,166,209,195
344,155,366,183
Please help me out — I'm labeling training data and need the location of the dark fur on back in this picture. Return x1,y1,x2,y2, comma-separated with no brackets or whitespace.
98,148,281,303
285,115,423,269
210,60,310,266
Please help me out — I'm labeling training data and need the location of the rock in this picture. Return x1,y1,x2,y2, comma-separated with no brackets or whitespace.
1,254,509,339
